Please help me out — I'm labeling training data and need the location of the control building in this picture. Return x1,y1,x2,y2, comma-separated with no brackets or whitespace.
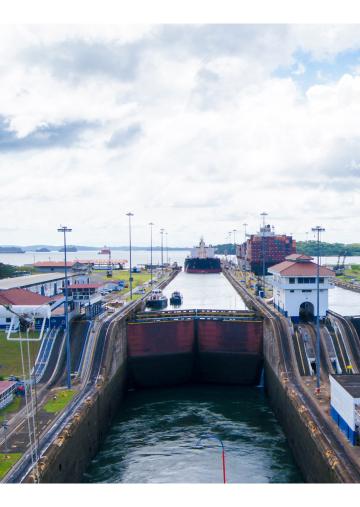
236,224,295,275
268,253,335,322
330,375,360,445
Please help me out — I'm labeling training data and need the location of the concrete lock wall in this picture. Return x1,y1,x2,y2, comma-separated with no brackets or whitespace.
36,319,128,483
31,272,179,483
263,319,348,483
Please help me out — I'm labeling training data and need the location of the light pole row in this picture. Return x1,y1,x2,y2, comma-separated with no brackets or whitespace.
57,225,72,390
126,214,168,299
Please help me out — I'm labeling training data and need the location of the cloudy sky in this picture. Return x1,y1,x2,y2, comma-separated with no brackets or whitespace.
1,23,360,247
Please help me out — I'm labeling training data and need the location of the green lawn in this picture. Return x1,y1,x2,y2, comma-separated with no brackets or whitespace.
0,453,22,479
0,396,22,423
0,331,41,378
338,265,360,282
43,389,76,413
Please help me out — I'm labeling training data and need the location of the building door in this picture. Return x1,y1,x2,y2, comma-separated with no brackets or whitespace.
299,301,314,322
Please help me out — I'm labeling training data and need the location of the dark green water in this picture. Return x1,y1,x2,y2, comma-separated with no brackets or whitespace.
84,385,303,483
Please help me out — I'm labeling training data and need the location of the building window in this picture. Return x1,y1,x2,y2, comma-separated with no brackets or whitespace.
302,289,312,293
289,278,295,284
298,278,304,284
290,290,294,293
319,278,324,283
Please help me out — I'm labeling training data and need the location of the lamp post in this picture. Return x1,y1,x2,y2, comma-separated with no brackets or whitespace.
260,212,268,296
243,223,248,284
57,225,72,389
233,229,237,261
2,419,9,453
160,228,164,274
312,225,325,393
165,232,169,264
149,222,154,286
126,212,134,299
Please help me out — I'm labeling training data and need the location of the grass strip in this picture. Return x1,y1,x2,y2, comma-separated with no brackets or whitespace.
0,453,22,480
43,389,76,414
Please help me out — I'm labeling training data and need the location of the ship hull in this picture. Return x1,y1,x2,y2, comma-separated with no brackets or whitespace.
145,298,168,309
184,258,221,274
185,268,221,274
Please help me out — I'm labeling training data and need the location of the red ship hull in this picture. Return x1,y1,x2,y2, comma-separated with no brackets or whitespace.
185,268,221,274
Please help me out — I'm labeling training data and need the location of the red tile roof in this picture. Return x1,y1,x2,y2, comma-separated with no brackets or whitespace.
0,381,17,395
0,288,53,306
33,261,77,267
269,260,335,276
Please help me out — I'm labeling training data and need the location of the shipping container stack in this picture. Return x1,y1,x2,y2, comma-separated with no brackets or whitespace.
236,225,296,276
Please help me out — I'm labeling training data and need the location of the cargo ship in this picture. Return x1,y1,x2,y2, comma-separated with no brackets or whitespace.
236,224,295,276
184,238,221,273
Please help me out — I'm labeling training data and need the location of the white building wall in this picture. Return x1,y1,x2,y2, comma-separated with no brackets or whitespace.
283,289,329,317
272,275,333,318
330,376,360,431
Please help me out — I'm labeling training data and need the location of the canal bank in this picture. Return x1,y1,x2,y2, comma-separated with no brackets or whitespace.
223,268,359,483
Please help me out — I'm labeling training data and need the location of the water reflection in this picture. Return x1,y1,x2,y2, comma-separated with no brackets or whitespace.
162,271,247,310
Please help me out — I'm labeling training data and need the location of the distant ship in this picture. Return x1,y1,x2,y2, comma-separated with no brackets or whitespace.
98,246,111,255
184,238,221,273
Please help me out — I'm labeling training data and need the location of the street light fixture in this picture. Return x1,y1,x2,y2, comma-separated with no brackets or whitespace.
260,212,268,296
311,225,325,393
165,232,169,264
149,222,154,286
243,223,248,284
126,213,134,299
160,228,164,274
57,225,72,389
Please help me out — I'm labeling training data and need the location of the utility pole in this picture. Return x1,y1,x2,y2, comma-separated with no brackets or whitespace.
260,212,268,297
160,228,164,275
165,231,169,264
2,419,8,453
126,212,134,299
312,225,325,394
149,222,154,286
243,223,248,285
57,225,72,389
233,229,237,259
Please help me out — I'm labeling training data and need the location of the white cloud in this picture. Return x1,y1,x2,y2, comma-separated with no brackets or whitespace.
0,25,360,246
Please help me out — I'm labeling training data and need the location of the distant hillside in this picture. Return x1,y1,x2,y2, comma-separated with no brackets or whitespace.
0,245,191,252
296,241,360,257
0,246,24,253
214,244,236,255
